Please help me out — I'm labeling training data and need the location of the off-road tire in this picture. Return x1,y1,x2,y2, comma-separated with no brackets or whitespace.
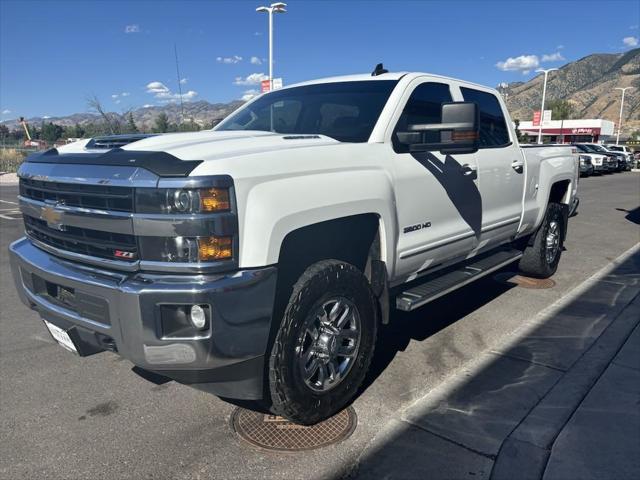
518,202,565,278
268,260,377,425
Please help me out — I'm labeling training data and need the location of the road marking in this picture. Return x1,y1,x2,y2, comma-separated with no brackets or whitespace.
0,199,18,205
0,210,21,220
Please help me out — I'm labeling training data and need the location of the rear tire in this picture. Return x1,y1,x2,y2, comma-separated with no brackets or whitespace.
518,202,565,278
268,260,377,425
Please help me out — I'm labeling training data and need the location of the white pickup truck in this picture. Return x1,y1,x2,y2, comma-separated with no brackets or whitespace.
10,67,578,424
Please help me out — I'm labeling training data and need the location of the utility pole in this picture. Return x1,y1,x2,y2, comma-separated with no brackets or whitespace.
615,87,633,145
256,3,287,91
535,68,557,144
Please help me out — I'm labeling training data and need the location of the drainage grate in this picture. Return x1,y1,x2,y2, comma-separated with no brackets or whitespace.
493,272,556,289
231,406,357,452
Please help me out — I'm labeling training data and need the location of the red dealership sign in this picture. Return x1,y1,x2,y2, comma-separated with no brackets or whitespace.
532,111,541,126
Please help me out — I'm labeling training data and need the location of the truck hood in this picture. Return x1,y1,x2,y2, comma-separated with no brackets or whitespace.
122,130,340,161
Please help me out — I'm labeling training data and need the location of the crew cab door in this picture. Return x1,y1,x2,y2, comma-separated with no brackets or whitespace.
457,86,525,250
387,80,480,281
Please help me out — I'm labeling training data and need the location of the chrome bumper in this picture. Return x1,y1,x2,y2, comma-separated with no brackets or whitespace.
9,238,277,399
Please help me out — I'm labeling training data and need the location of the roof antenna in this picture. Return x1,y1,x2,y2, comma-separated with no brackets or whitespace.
371,63,388,76
174,43,185,125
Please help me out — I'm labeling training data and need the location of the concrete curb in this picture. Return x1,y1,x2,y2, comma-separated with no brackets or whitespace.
491,270,640,477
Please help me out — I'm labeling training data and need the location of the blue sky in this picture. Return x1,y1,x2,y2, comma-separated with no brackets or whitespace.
1,0,638,120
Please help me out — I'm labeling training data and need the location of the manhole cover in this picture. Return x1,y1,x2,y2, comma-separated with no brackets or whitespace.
231,406,357,452
494,272,556,289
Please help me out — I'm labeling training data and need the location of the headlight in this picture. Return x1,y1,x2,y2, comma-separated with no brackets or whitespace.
139,235,233,262
136,187,231,214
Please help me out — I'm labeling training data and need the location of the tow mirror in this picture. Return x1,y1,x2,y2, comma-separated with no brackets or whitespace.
397,102,480,155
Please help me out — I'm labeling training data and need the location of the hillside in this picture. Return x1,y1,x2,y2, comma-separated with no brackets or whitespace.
502,48,640,135
0,100,244,132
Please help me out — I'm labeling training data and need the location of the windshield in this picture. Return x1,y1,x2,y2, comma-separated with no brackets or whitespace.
590,144,608,153
608,145,623,152
578,144,598,153
216,80,398,142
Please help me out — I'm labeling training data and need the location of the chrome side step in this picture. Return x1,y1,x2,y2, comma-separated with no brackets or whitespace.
395,249,523,312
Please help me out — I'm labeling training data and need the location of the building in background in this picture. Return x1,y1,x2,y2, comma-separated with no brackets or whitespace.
518,119,615,144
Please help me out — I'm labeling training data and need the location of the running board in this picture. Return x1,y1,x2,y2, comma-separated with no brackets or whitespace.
395,249,523,312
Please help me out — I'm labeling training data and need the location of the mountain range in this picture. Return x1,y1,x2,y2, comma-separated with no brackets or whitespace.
2,48,639,136
502,48,639,134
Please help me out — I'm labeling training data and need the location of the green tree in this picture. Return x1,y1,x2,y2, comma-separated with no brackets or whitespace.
513,119,523,142
126,112,139,133
0,124,9,143
153,113,170,133
548,99,575,121
548,99,575,143
41,122,64,143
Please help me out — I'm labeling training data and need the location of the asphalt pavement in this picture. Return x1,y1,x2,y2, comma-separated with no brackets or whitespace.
1,172,639,480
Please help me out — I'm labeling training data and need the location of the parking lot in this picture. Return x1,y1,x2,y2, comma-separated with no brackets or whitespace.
1,171,638,480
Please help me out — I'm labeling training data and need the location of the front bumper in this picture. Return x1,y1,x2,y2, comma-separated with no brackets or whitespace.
9,238,277,400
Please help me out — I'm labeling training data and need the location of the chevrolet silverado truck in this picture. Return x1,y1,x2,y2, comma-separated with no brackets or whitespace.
9,68,579,424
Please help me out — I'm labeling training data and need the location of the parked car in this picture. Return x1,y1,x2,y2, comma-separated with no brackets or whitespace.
9,68,579,424
583,143,625,171
574,144,607,174
604,144,633,171
579,155,594,176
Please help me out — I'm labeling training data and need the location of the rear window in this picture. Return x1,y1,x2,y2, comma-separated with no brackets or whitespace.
460,87,510,148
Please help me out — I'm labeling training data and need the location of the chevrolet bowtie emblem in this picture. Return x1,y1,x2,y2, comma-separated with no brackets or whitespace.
41,204,65,231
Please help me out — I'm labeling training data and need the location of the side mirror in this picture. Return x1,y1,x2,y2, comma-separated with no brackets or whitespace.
396,102,480,155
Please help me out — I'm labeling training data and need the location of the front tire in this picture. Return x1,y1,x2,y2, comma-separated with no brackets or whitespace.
518,202,565,278
268,260,377,425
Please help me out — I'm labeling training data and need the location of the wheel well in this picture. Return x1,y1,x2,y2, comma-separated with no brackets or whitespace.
271,214,380,324
549,180,571,204
277,213,379,285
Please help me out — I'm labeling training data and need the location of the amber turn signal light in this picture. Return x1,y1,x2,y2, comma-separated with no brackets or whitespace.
198,236,233,261
199,188,230,212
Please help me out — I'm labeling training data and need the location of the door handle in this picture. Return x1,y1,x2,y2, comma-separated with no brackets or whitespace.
460,164,477,176
512,160,525,172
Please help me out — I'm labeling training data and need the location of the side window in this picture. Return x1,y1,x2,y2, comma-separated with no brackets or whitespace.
393,82,452,153
460,87,510,148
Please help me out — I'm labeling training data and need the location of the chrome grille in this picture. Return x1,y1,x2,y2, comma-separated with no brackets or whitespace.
24,215,137,262
20,178,134,213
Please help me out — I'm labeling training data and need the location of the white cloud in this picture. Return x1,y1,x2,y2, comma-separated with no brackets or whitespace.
241,89,259,101
43,115,51,119
111,94,119,99
254,31,262,36
496,54,540,73
216,55,243,64
124,24,140,34
179,78,188,84
142,104,154,108
1,109,11,115
623,36,639,47
557,44,565,50
145,81,198,103
234,72,268,86
250,56,262,65
121,92,130,97
541,51,565,62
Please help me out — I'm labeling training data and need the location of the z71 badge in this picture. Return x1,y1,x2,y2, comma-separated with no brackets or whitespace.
403,222,432,234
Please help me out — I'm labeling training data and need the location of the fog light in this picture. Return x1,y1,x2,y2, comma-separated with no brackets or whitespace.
190,305,207,330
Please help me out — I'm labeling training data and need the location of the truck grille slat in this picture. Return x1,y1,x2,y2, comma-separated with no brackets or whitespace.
20,178,134,213
24,216,137,262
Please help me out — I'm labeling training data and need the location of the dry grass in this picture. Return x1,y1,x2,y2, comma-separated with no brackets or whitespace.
0,148,28,173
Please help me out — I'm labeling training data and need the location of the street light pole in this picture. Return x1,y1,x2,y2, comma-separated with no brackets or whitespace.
615,87,633,145
256,2,287,91
535,68,557,144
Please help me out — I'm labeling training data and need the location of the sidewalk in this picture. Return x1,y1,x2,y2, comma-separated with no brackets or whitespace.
348,247,640,480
